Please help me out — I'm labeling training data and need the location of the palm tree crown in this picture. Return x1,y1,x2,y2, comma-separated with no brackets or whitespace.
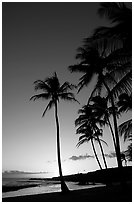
30,72,78,116
94,2,132,50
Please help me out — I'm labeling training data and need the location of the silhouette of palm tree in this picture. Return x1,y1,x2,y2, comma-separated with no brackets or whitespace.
89,96,118,157
76,127,103,170
117,93,132,146
118,93,132,113
68,2,132,170
117,93,132,166
94,2,132,51
30,72,79,193
124,142,132,162
68,44,125,169
75,104,108,169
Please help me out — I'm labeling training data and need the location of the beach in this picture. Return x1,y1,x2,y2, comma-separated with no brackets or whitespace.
2,182,132,202
2,167,132,202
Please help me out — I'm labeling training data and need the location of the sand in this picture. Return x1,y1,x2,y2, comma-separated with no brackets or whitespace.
2,182,132,202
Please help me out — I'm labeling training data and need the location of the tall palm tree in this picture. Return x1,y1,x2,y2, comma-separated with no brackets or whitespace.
30,72,78,193
75,104,108,169
68,43,130,168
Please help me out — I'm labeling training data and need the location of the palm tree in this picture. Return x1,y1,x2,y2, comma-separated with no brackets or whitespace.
89,96,117,152
117,93,132,113
117,93,132,163
116,92,132,165
68,2,131,170
75,104,108,169
76,126,103,170
93,2,132,51
30,72,79,193
124,142,132,162
117,93,132,142
68,43,129,168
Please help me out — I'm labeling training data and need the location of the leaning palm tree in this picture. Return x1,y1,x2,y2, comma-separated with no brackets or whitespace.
30,72,78,193
75,104,108,169
89,96,117,155
76,127,103,170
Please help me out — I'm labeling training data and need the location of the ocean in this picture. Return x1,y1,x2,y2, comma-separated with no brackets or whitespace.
2,172,105,198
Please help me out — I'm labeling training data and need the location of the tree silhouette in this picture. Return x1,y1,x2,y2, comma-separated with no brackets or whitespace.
75,104,108,169
68,43,126,169
76,126,103,170
68,2,131,170
89,96,117,158
117,93,132,142
93,2,132,51
30,72,79,193
117,93,132,163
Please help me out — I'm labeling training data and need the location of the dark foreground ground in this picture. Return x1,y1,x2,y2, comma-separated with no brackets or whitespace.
3,182,132,202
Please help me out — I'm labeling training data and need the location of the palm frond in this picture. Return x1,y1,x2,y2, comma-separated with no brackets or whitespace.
45,72,60,92
118,119,132,141
88,75,104,99
77,71,95,93
59,82,77,93
76,137,89,148
106,71,132,101
98,138,108,146
42,100,54,117
98,2,127,22
117,93,132,113
33,80,50,92
59,94,80,104
68,63,89,73
78,134,89,141
30,93,50,101
124,143,132,161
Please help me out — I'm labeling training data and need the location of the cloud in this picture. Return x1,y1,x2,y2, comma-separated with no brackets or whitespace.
104,152,116,158
3,170,49,174
69,154,94,161
47,160,56,163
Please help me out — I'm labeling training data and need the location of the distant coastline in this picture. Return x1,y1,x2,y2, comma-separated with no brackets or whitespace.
3,166,132,193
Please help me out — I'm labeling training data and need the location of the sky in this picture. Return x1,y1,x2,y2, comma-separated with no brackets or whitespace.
2,2,132,177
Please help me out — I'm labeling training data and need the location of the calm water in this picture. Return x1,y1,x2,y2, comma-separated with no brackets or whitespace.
2,173,105,198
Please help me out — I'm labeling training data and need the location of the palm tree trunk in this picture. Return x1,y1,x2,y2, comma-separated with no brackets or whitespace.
54,101,69,193
107,118,117,153
101,75,122,168
91,139,103,170
96,134,108,169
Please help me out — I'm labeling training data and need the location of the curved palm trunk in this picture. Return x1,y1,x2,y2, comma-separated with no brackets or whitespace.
107,118,117,153
96,134,108,169
54,101,69,193
101,75,122,168
91,139,103,170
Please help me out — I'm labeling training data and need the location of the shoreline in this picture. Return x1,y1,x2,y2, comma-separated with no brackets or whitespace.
2,182,132,202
